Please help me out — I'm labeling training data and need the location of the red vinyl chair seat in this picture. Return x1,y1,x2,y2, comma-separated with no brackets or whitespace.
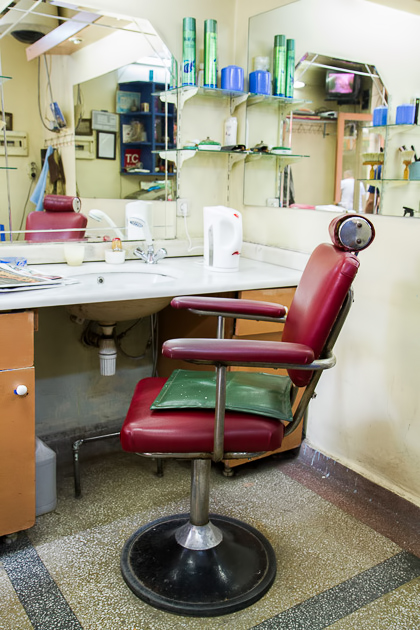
121,377,285,454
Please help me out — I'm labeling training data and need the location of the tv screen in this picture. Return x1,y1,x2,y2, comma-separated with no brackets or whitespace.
326,71,361,101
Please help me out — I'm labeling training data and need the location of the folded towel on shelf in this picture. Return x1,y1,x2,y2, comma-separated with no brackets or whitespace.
30,145,54,211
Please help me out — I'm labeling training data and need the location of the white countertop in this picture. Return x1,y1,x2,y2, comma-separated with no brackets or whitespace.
0,256,302,312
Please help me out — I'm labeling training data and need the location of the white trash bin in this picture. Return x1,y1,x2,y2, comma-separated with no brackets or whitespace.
35,438,57,516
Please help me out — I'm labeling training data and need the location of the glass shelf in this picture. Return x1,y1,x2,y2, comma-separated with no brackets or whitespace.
0,75,12,85
291,116,337,124
0,166,17,170
246,152,309,161
358,178,420,188
154,85,248,100
155,86,308,114
247,94,306,107
365,123,420,132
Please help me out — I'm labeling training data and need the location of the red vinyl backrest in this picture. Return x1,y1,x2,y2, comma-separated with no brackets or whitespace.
282,243,360,387
25,211,87,242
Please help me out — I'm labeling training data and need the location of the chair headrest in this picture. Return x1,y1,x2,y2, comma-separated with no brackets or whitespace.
329,214,375,252
43,195,82,213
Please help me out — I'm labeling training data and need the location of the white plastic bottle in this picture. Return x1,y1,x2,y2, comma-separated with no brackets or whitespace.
224,116,237,146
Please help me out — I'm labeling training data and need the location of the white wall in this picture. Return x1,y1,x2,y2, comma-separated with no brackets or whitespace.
235,0,420,506
0,36,43,233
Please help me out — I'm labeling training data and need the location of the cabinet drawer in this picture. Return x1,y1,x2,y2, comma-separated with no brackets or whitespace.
0,311,34,370
235,287,295,336
0,366,35,535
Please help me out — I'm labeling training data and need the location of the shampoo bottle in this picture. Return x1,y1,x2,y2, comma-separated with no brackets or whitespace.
204,19,218,88
182,17,196,86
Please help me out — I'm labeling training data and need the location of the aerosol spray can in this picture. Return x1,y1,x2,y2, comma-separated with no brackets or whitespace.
285,38,295,98
204,19,218,88
273,34,286,97
169,55,178,89
182,17,196,86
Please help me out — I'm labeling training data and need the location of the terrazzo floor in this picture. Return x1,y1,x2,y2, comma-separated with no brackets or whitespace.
1,450,420,630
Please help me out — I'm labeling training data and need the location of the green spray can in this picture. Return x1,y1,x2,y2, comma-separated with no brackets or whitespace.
273,34,286,96
204,19,218,88
285,38,295,98
169,55,178,89
182,17,196,86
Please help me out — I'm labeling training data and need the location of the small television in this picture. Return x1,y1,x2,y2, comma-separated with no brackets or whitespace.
325,70,362,103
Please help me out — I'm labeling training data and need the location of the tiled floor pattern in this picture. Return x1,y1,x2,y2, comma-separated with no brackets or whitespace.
1,452,419,630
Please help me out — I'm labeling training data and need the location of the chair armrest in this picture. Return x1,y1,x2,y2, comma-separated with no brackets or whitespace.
171,296,287,322
162,337,315,368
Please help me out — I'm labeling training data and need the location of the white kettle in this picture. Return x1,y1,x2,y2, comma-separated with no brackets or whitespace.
203,206,242,272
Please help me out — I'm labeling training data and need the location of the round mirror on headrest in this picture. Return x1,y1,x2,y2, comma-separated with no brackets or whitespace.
329,214,375,252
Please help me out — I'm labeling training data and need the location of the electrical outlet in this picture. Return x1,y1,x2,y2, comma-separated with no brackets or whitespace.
26,162,37,179
176,198,190,217
266,197,280,207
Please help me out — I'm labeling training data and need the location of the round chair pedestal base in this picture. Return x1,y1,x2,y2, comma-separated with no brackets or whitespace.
121,513,276,617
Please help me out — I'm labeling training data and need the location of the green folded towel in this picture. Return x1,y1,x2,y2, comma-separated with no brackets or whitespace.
151,369,293,422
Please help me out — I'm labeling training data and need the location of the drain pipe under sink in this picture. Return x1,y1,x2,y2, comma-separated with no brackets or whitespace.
98,324,117,376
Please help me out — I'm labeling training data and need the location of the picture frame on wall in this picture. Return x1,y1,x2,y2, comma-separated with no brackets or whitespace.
96,131,116,160
116,90,141,113
4,113,12,131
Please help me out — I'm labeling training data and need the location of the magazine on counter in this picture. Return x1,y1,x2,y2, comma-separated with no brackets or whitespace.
0,263,79,292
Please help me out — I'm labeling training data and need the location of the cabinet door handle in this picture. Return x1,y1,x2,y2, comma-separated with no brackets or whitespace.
14,385,28,396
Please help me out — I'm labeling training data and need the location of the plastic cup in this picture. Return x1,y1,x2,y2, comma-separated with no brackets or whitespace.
63,243,85,266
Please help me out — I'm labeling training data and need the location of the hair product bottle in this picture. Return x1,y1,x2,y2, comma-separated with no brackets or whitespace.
169,56,178,89
285,38,295,98
182,17,196,86
273,34,286,97
224,116,237,145
204,19,218,88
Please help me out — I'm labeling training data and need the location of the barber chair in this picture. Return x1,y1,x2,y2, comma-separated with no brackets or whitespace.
25,195,87,242
119,214,375,617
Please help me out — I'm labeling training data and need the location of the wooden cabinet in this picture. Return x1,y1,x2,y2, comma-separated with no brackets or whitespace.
0,311,36,536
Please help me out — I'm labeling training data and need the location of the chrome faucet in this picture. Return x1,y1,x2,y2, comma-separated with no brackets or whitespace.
134,245,167,264
130,217,167,264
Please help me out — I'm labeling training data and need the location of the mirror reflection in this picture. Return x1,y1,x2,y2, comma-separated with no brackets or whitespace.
0,0,177,243
245,0,420,218
244,48,388,212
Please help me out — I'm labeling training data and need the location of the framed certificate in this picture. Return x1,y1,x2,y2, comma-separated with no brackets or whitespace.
96,131,116,160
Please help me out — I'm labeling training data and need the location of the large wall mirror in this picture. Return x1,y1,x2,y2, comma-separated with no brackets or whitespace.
246,0,420,218
0,0,177,243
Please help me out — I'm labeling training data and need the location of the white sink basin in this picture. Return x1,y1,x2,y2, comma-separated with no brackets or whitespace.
65,268,174,323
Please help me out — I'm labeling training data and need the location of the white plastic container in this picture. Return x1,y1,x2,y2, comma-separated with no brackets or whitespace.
203,206,242,272
35,438,57,516
224,116,237,146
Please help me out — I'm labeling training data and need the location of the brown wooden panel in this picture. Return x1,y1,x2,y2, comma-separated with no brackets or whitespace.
0,367,36,535
0,311,34,370
235,287,295,336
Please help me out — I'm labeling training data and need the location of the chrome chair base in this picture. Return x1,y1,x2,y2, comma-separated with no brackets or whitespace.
120,512,276,617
